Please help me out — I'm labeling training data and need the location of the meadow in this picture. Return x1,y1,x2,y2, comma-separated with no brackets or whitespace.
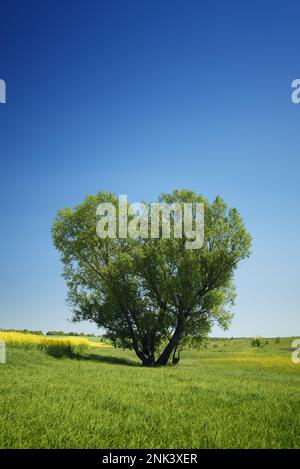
0,336,299,449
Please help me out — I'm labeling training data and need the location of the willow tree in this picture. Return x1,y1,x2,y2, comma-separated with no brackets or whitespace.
52,190,251,366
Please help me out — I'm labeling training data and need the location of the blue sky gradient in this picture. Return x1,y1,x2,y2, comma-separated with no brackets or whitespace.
0,0,299,336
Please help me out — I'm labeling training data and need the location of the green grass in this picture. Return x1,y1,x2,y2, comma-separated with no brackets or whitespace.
0,337,299,449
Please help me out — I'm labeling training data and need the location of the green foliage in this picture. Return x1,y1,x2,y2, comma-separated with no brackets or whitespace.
52,189,251,366
251,337,263,347
39,341,88,358
41,342,73,358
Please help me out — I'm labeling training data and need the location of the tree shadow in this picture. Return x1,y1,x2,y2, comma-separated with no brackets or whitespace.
71,352,139,367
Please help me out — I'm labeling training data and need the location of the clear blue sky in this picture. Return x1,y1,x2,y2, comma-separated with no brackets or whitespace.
0,0,299,337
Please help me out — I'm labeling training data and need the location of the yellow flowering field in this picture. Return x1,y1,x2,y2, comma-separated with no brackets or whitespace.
207,354,297,369
0,331,111,358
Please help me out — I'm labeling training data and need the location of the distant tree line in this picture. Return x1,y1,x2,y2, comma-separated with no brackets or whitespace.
0,329,100,337
0,329,44,335
45,330,98,337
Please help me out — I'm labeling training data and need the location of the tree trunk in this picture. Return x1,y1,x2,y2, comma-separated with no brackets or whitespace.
155,318,185,366
123,309,151,365
172,345,180,365
141,356,156,366
125,307,185,367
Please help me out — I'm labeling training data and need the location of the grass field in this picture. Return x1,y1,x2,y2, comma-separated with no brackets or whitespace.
0,337,299,449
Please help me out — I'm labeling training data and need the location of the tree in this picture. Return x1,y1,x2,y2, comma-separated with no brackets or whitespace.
52,190,251,366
